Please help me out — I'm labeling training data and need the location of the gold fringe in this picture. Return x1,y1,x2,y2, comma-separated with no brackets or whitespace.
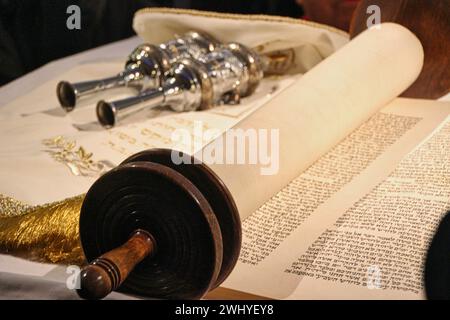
0,195,86,265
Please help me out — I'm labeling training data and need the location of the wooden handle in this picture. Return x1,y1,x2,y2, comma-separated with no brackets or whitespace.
77,229,156,300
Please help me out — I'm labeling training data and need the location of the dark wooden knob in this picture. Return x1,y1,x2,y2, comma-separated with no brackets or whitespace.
78,150,240,299
77,230,155,300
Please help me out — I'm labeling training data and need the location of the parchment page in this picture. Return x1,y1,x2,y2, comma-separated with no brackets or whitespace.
218,98,450,299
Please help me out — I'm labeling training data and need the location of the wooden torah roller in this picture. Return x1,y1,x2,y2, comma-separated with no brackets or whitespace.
77,148,241,300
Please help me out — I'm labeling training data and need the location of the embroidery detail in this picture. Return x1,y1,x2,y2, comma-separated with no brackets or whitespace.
42,136,115,177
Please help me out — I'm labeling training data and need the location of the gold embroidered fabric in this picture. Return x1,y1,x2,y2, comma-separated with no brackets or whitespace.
0,194,85,265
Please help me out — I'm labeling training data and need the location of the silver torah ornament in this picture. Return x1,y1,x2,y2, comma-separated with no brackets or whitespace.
56,31,219,112
96,43,264,128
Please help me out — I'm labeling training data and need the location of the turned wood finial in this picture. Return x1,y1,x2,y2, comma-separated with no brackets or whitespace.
77,149,241,300
77,230,155,300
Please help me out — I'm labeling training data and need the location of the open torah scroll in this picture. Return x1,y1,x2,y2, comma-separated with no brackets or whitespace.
200,23,450,299
0,10,449,299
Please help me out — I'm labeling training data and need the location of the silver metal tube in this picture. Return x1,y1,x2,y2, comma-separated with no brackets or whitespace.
96,61,204,128
58,31,219,112
57,68,140,112
97,88,165,128
97,43,264,129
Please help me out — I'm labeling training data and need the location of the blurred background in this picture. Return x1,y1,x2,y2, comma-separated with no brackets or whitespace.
0,0,361,86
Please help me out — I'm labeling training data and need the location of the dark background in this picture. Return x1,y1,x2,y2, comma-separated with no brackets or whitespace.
0,0,304,86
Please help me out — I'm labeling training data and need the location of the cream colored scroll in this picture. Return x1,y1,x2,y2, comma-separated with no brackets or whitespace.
199,23,424,220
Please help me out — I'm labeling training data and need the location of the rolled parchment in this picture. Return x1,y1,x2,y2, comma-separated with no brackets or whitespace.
198,23,424,220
